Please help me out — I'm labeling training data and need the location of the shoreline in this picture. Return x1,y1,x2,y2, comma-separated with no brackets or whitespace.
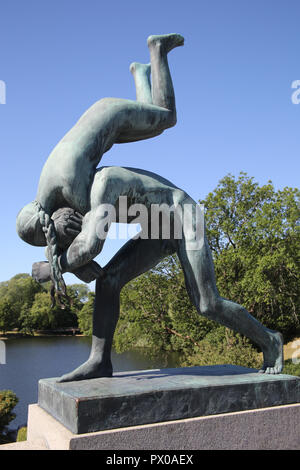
0,329,84,340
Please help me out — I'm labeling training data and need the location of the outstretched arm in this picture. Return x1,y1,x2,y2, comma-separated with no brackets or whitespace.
32,259,103,284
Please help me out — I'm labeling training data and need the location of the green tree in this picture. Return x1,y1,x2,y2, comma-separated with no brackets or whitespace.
201,173,300,341
115,256,217,360
116,256,258,367
22,292,57,332
0,299,17,333
0,274,44,331
0,390,18,443
182,327,261,369
0,275,86,334
22,291,78,333
67,284,90,304
76,292,95,335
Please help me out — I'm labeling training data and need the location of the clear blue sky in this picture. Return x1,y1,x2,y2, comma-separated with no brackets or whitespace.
0,0,299,285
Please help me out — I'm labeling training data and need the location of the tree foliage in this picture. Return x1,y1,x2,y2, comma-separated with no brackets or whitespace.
0,274,90,334
201,173,300,340
115,256,217,360
0,390,18,443
76,292,95,336
0,274,43,331
0,299,16,334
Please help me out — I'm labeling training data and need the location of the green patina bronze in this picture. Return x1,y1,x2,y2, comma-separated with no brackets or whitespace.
16,34,284,383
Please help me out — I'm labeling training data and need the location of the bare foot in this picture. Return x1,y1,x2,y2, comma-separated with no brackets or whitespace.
259,331,284,374
57,358,113,383
147,33,184,54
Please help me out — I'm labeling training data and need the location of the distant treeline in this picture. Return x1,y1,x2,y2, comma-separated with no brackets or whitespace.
0,274,92,335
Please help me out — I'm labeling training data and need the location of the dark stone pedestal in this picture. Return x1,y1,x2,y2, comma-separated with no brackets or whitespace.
38,365,300,434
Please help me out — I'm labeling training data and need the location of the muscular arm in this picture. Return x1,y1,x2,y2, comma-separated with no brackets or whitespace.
58,209,107,276
32,259,103,284
32,207,104,284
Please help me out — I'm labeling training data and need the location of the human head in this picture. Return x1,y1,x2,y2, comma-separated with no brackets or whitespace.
16,201,46,247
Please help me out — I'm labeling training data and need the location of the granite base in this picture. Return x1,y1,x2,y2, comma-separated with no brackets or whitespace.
24,402,300,450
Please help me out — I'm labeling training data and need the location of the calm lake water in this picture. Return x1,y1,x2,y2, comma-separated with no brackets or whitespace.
0,336,179,431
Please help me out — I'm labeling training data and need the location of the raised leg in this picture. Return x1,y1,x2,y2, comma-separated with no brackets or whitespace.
148,33,184,113
130,62,152,104
116,33,184,143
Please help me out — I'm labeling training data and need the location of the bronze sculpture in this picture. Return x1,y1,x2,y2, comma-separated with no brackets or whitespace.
16,34,283,381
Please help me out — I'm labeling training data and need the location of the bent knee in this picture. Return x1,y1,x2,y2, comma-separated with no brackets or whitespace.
199,298,220,320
